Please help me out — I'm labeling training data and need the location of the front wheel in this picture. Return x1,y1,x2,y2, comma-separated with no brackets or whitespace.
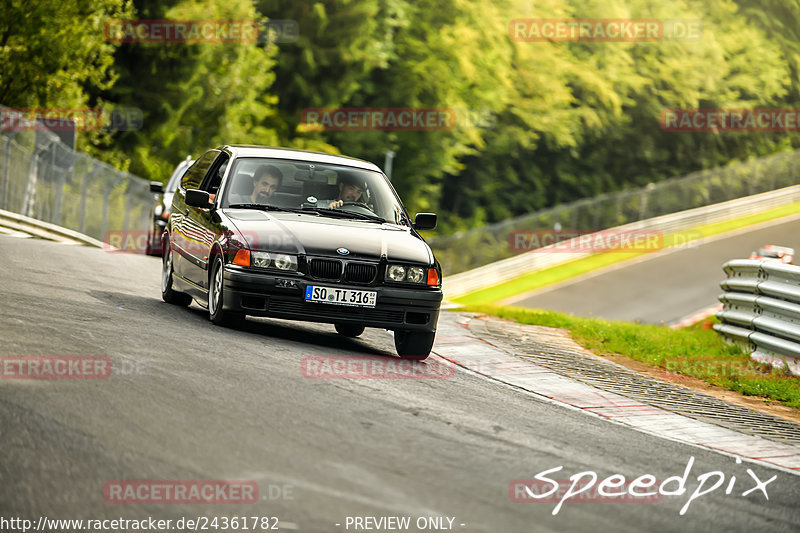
209,256,244,326
394,330,435,360
161,239,192,306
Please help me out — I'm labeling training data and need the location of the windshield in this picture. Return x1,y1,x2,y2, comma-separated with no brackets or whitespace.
221,157,406,224
758,246,794,258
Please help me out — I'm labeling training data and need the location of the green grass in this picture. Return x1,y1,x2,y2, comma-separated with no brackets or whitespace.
453,201,800,306
459,304,800,410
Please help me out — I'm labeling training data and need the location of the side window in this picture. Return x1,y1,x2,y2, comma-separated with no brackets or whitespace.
201,153,230,195
181,150,219,191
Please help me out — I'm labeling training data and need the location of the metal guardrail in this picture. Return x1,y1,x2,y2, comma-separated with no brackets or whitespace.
444,184,800,298
715,259,800,376
0,112,152,244
0,208,105,247
431,149,800,277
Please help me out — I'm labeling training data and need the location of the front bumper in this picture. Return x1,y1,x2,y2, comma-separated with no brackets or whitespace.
222,266,443,332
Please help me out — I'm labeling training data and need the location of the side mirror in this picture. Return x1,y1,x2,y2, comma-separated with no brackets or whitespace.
413,212,437,231
150,181,164,193
185,189,214,209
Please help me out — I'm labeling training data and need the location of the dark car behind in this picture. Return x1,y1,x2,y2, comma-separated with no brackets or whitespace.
146,156,194,255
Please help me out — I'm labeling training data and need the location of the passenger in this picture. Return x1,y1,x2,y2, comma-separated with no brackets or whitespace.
230,165,283,204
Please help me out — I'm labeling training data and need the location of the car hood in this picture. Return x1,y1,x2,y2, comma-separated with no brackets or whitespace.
223,210,433,264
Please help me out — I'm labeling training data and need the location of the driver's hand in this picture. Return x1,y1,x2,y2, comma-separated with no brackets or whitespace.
327,200,343,208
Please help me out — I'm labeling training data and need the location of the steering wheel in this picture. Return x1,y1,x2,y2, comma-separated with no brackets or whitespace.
339,201,376,213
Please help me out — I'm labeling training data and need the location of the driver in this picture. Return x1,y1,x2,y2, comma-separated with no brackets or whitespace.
317,174,366,209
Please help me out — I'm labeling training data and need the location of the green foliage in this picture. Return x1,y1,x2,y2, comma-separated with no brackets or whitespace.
5,0,800,231
0,0,133,107
88,0,287,180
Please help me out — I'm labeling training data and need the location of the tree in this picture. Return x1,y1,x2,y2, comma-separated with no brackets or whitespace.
91,0,286,179
0,0,133,108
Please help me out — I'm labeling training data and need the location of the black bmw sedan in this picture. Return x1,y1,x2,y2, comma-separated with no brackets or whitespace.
161,145,443,359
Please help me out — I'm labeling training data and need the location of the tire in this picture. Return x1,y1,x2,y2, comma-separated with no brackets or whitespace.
161,239,192,307
208,255,244,326
394,330,435,360
335,323,365,337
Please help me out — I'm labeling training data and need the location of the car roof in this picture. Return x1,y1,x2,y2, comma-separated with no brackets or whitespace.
219,145,383,173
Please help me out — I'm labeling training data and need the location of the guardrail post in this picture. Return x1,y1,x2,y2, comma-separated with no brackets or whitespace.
21,139,57,218
21,148,41,217
100,175,126,241
78,167,101,234
1,132,22,210
122,177,131,233
52,162,75,227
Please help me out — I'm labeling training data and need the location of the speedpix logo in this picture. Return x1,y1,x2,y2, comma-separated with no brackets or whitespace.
512,456,776,516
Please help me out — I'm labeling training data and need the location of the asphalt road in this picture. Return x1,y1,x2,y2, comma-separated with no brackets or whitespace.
506,216,800,324
1,235,799,533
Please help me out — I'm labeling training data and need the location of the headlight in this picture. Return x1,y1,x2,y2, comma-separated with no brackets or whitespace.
274,254,298,271
386,265,407,282
406,267,425,283
250,251,298,272
252,252,272,268
385,264,428,284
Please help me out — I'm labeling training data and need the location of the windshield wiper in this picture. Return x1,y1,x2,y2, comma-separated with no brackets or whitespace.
227,203,303,213
307,207,387,223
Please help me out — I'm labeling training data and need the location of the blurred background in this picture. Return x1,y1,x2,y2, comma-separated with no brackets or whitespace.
2,0,800,261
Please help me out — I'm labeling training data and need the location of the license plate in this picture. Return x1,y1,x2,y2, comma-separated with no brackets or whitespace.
305,285,377,308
